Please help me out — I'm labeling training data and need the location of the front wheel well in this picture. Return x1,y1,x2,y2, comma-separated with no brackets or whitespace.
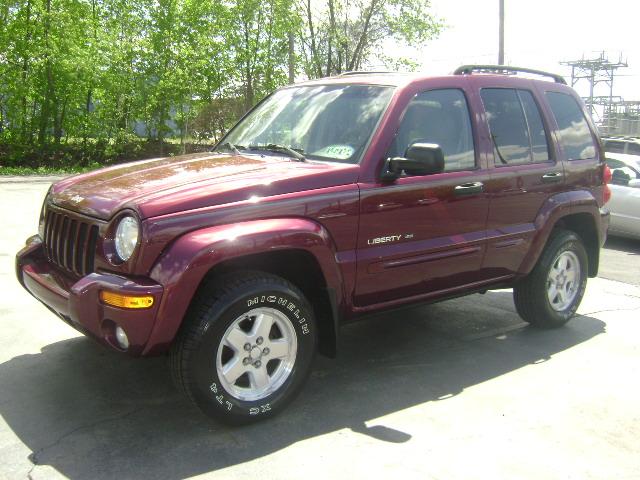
553,213,600,277
198,249,338,357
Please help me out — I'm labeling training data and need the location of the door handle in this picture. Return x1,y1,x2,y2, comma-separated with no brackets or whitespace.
454,181,484,195
541,172,563,183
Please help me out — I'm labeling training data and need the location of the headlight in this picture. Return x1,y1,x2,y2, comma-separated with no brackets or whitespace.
114,216,139,261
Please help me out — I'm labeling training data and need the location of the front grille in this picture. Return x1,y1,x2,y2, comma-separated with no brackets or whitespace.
43,208,99,276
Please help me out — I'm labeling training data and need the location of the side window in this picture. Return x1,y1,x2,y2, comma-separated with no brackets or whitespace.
389,89,475,172
480,89,530,165
605,158,640,186
518,90,551,162
627,143,640,155
545,91,597,160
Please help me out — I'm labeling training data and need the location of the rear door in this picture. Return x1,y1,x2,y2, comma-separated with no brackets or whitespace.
355,86,490,307
478,83,565,276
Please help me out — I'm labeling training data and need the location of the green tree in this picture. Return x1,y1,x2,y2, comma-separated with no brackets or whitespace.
297,0,443,78
0,0,443,168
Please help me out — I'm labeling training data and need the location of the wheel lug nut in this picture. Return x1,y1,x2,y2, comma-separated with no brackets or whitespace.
243,357,251,365
256,337,263,345
244,343,251,351
254,360,262,368
263,347,270,355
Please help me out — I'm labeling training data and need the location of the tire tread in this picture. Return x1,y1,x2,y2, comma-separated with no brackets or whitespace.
170,270,309,416
513,228,587,328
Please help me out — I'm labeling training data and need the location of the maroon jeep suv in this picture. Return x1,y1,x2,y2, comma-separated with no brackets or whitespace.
16,65,611,424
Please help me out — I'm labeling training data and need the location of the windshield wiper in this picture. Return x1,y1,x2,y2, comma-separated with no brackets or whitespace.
248,143,306,162
215,142,245,155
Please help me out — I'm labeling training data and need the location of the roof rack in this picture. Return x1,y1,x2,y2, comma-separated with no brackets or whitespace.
453,65,566,85
337,71,398,76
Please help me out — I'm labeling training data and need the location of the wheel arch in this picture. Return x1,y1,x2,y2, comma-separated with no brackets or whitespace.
519,190,605,277
552,213,600,277
199,249,339,358
144,218,344,356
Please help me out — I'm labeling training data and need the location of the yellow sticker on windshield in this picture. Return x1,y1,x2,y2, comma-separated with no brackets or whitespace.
312,144,355,160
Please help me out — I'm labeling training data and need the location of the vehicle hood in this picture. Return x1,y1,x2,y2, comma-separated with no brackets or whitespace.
51,152,359,220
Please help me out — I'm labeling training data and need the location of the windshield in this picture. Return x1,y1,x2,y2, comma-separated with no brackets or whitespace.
222,84,394,163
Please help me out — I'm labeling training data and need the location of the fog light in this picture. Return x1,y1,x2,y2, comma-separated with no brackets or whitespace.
100,291,154,309
115,326,129,350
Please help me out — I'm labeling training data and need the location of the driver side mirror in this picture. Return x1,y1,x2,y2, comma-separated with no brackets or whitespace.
385,143,445,180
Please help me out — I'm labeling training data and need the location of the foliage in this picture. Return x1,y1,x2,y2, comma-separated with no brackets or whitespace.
0,0,442,169
297,0,443,77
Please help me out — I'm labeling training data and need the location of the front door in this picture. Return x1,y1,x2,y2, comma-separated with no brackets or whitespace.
354,88,490,308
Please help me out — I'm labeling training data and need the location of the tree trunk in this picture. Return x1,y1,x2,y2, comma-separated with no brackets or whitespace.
288,32,295,84
348,0,379,71
54,96,67,146
38,0,55,152
20,0,32,140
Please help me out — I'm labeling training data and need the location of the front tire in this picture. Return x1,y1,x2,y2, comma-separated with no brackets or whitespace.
513,229,588,328
171,271,317,424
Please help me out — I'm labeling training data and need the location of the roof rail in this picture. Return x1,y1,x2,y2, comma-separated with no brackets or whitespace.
337,71,398,76
453,65,567,85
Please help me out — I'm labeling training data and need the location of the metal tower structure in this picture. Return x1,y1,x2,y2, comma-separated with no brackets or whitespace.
560,52,627,132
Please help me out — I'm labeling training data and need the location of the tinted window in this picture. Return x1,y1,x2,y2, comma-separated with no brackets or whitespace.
481,89,529,164
481,88,549,165
546,91,596,160
389,89,475,171
518,90,550,162
604,140,626,154
627,143,640,155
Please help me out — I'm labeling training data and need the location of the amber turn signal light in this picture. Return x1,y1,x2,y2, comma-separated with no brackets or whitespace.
100,291,154,309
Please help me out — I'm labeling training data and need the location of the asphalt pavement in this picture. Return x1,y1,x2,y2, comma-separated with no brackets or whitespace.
1,176,639,480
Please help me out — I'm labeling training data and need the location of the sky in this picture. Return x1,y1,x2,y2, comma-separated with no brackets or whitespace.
399,0,638,104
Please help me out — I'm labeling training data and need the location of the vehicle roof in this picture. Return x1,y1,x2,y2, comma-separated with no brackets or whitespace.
293,71,568,89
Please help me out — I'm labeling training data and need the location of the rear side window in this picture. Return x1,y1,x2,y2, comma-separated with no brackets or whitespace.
545,91,596,160
519,91,550,162
388,89,475,171
480,88,550,165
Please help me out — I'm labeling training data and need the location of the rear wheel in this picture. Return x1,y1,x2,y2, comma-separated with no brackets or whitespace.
513,229,588,328
171,271,317,424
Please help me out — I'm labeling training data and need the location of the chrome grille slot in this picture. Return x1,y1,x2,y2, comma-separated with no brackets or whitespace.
43,208,99,276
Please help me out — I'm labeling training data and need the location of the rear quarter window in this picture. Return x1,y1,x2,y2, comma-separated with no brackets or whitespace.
545,91,597,160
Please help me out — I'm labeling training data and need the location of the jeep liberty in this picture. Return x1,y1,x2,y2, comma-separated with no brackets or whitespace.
16,65,611,424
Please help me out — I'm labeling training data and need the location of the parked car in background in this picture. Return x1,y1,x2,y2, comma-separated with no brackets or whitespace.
605,152,640,239
602,136,640,156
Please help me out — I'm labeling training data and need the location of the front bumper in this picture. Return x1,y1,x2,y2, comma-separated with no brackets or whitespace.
16,236,163,355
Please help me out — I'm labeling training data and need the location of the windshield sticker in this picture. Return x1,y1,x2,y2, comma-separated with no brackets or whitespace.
312,144,355,160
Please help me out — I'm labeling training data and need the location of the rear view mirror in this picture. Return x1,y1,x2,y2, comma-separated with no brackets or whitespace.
388,143,445,177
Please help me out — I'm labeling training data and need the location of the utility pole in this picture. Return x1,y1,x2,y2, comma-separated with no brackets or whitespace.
498,0,504,65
